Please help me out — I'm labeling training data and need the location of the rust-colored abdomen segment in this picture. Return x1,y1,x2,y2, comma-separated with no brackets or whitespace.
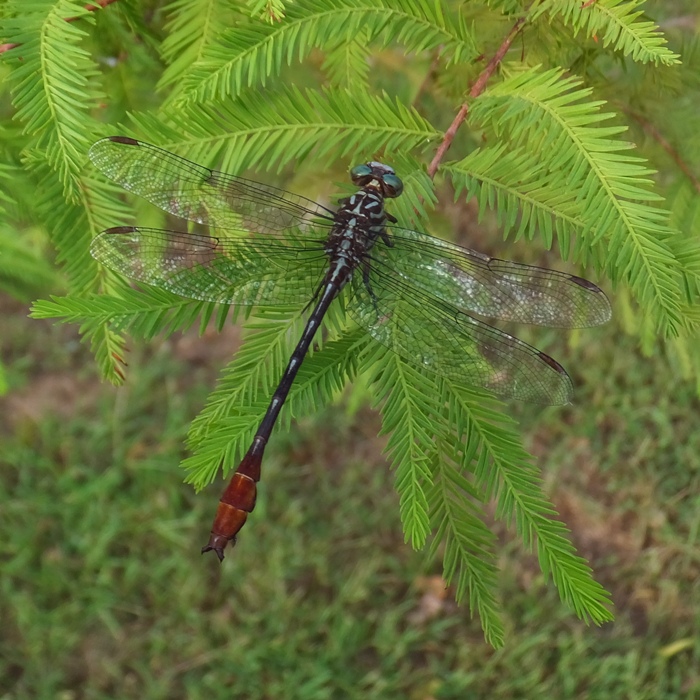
201,445,263,561
207,502,249,543
221,472,257,511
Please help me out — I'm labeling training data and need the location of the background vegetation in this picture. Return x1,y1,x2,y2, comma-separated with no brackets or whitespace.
1,0,699,697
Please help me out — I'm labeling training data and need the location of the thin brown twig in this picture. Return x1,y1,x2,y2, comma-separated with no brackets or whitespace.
625,108,700,195
427,17,526,179
0,0,118,55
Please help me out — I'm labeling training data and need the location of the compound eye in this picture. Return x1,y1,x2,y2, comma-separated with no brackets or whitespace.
350,164,372,185
382,173,403,198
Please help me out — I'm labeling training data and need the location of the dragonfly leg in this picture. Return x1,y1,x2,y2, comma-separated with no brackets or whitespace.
361,261,381,313
381,216,396,247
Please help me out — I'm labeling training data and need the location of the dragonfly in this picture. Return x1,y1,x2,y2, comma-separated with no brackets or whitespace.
89,136,611,561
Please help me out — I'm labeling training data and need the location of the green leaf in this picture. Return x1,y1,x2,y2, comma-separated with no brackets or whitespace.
463,66,685,337
129,86,439,175
529,0,681,66
4,0,104,200
173,0,477,104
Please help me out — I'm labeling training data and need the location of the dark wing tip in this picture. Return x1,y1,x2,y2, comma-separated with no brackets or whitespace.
107,135,140,146
537,350,567,374
569,275,613,325
536,351,573,405
103,225,138,234
88,136,141,167
570,274,604,293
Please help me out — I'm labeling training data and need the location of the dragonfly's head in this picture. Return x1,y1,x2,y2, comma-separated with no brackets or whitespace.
350,162,403,199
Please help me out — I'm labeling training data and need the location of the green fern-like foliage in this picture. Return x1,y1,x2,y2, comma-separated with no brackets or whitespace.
7,0,699,644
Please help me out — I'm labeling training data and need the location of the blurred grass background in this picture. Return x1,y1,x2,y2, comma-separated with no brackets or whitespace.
2,225,699,697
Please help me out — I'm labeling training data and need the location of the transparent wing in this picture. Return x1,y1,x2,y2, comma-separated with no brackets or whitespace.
384,226,611,328
347,265,574,405
91,226,328,307
89,137,336,235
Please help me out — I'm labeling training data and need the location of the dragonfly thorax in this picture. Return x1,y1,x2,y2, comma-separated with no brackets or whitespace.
321,184,394,290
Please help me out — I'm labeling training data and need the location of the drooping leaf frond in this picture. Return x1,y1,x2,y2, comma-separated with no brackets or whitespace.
427,440,503,646
529,0,680,66
172,0,478,104
31,286,216,340
3,0,103,201
130,86,440,175
25,163,133,382
322,32,372,89
358,325,611,629
158,0,237,95
361,343,436,549
443,381,613,624
442,145,583,251
463,66,684,337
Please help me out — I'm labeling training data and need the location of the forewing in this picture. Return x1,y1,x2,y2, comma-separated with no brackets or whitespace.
89,137,336,235
91,227,327,307
384,226,611,328
347,266,574,405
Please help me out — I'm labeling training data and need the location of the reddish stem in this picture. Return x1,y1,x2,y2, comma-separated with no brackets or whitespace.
427,17,526,179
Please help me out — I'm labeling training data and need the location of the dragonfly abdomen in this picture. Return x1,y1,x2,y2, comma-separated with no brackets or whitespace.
201,283,339,560
201,180,399,559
